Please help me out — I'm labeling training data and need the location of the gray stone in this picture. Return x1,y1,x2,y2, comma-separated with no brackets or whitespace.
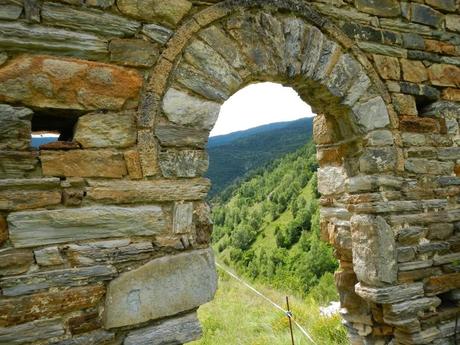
411,3,444,28
405,159,454,175
65,241,154,266
86,178,210,203
175,63,230,102
446,15,460,33
184,39,242,93
0,177,60,190
317,166,346,196
355,282,424,304
311,38,341,82
0,104,32,150
326,54,362,99
0,151,39,179
155,123,209,148
438,147,460,160
86,0,114,8
427,223,454,240
0,318,65,345
34,247,64,267
346,175,404,193
162,88,221,130
173,202,193,235
418,242,449,254
159,149,208,178
433,252,460,265
383,297,441,324
283,17,307,77
8,206,167,248
365,130,394,146
359,147,397,173
116,0,192,27
142,24,173,45
0,22,108,60
0,265,116,296
402,33,425,50
397,227,426,245
426,0,457,12
50,330,114,345
351,215,397,286
124,313,202,345
41,2,140,37
355,0,401,17
421,100,460,118
104,248,217,329
399,259,434,271
198,25,246,71
397,246,416,262
352,97,390,132
0,2,22,20
109,38,159,67
357,42,407,58
302,26,324,77
0,248,34,276
74,111,137,149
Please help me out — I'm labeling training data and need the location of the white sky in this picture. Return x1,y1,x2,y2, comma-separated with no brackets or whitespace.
210,82,314,137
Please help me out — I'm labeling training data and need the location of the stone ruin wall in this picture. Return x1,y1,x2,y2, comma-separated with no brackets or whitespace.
0,0,459,344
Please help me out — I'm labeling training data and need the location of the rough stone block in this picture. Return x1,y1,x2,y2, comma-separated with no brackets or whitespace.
162,88,221,130
0,265,116,296
74,111,137,149
411,3,444,28
124,313,202,345
8,206,167,248
0,104,32,151
355,0,400,17
355,282,424,304
0,189,62,211
41,150,127,178
383,297,441,324
373,54,400,80
446,15,460,33
317,166,346,196
405,158,454,175
399,116,441,133
391,94,417,116
34,247,64,267
137,129,159,177
104,248,217,328
426,273,460,296
173,202,193,234
359,147,397,173
109,38,159,67
159,149,208,178
352,96,390,132
0,318,65,345
0,151,39,179
0,55,142,111
0,22,108,60
351,215,397,286
65,241,154,267
86,178,210,203
142,24,173,45
0,248,34,276
116,0,192,27
0,284,105,327
41,2,140,37
123,150,143,180
428,64,460,87
400,59,428,83
155,123,209,149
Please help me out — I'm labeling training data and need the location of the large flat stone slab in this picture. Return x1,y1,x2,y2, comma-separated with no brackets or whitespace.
8,206,167,248
104,248,217,329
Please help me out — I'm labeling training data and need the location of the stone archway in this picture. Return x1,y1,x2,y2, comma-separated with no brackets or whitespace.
146,4,400,344
0,0,459,344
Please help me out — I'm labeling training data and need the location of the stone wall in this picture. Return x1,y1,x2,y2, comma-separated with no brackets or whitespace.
0,0,459,344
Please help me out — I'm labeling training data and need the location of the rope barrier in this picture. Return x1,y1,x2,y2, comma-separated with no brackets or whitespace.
215,262,319,345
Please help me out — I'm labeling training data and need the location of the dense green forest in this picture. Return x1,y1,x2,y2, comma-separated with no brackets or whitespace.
210,141,338,298
207,117,313,197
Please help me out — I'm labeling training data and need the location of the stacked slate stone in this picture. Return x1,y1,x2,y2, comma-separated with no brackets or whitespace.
0,0,459,344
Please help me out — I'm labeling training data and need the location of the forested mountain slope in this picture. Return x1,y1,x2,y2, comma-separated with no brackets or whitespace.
207,117,313,197
211,141,338,298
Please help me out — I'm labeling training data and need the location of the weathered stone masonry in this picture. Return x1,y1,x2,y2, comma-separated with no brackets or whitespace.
0,0,459,344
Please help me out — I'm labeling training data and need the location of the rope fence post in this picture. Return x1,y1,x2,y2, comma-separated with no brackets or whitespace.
286,296,295,345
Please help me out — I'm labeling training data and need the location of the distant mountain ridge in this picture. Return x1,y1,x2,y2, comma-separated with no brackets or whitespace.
206,117,314,197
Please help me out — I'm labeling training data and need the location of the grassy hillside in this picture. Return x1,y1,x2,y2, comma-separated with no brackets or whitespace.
190,269,348,345
207,117,313,197
211,141,337,298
